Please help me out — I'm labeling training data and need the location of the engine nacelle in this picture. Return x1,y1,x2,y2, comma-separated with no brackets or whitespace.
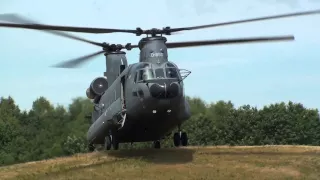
86,77,108,99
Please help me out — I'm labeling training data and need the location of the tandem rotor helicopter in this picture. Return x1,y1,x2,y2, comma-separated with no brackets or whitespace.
0,9,320,151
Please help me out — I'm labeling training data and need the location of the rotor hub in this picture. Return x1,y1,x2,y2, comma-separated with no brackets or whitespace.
102,42,133,52
135,27,172,37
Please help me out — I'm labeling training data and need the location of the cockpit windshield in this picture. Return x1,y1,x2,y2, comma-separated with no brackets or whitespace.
135,62,180,82
138,68,154,81
164,62,179,79
165,68,179,79
155,68,165,78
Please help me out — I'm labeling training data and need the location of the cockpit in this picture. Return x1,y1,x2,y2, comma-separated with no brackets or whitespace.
134,62,180,82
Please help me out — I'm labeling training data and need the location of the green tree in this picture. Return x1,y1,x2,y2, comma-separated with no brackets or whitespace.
0,95,320,167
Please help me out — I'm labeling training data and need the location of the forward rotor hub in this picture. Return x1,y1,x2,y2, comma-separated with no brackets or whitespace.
135,27,172,36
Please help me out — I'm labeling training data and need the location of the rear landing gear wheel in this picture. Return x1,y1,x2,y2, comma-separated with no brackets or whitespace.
88,143,95,152
104,135,112,150
112,136,119,150
153,140,161,149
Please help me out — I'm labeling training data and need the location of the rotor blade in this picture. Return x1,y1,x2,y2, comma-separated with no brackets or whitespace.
50,50,105,68
165,35,294,49
169,9,320,32
1,10,319,35
0,13,104,47
0,20,136,34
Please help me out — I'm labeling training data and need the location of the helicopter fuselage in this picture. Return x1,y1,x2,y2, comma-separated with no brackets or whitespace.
87,61,191,144
87,36,191,145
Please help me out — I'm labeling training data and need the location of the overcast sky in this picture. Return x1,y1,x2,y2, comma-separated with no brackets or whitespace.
1,0,320,111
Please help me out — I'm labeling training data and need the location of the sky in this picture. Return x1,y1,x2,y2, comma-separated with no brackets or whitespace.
0,0,320,111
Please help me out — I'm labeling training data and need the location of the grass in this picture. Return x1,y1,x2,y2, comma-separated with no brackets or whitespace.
1,145,320,180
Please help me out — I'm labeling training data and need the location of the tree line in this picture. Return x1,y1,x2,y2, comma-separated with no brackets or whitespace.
0,96,319,166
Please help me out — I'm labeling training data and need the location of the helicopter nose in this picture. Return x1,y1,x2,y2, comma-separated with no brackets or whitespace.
149,83,165,98
149,81,180,99
167,83,179,98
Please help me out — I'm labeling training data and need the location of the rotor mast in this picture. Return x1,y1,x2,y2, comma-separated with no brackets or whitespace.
138,35,169,64
101,43,129,85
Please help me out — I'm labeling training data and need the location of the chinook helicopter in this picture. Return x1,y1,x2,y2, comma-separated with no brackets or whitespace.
0,9,320,151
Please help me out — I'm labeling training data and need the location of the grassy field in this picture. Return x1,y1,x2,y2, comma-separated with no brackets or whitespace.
1,145,320,180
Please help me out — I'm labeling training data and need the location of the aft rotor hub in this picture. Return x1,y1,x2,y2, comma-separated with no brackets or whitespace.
102,42,134,52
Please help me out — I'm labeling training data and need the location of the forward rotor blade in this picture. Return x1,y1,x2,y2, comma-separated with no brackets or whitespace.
0,21,136,34
0,10,318,35
0,13,104,47
169,9,320,32
165,35,294,49
50,50,105,68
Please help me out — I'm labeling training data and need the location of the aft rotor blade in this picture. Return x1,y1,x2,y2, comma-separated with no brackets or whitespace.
0,13,104,47
169,9,320,33
50,50,105,68
165,35,294,49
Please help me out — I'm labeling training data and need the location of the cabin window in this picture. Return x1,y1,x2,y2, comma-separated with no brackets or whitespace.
165,68,179,79
138,68,154,81
155,68,165,78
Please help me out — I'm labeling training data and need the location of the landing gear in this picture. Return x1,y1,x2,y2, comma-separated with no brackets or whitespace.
173,128,188,147
104,135,112,150
112,136,119,150
181,132,188,146
104,134,120,150
173,133,180,146
88,143,95,152
153,140,161,149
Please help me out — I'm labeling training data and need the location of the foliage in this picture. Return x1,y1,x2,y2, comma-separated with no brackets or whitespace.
0,95,319,166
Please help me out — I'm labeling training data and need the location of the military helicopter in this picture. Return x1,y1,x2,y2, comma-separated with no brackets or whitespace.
0,9,320,151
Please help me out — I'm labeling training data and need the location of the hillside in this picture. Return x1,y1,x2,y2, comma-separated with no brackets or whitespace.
1,146,320,180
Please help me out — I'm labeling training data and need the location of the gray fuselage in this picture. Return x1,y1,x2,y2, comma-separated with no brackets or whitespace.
87,36,191,144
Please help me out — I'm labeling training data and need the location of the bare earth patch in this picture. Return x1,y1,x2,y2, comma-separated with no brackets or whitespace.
0,145,319,180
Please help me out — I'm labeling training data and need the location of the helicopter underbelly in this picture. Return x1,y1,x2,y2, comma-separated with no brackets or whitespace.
116,97,189,142
116,111,179,142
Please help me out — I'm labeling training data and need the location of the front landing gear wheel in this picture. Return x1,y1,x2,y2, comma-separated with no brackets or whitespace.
173,131,188,147
104,135,112,150
181,132,188,146
153,140,161,149
173,132,180,147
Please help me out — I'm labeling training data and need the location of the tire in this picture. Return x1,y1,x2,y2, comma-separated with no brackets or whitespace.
104,135,112,150
173,132,180,147
88,143,95,152
154,140,161,149
112,136,119,150
181,132,188,146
